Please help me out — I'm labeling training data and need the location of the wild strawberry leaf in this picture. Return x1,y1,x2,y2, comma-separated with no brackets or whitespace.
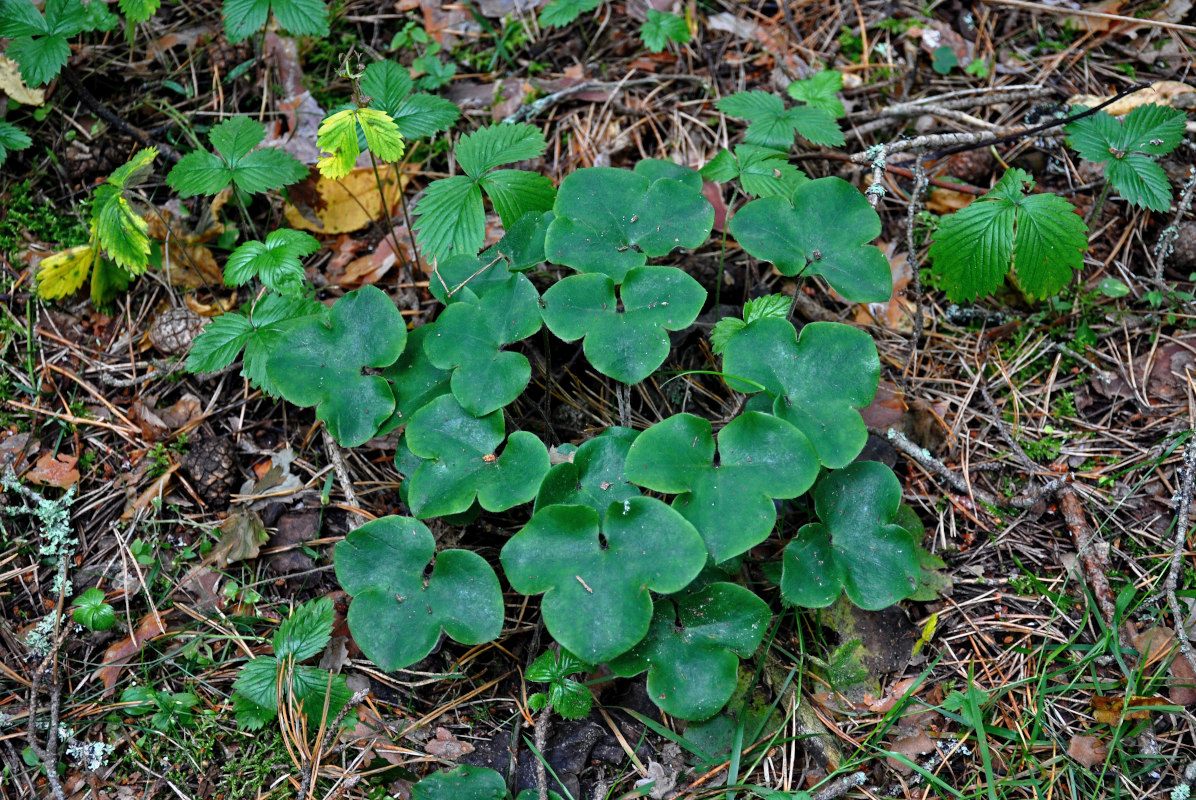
361,59,459,139
927,168,1088,300
266,285,408,446
0,0,92,85
501,497,707,663
625,411,819,561
0,121,33,167
222,0,328,43
609,582,771,720
223,229,319,294
540,266,706,384
728,176,891,303
786,70,845,119
36,240,99,300
1065,104,1186,212
273,596,333,662
780,461,920,610
641,9,689,52
168,116,308,197
716,91,844,149
535,427,641,514
456,122,548,178
701,145,807,199
404,394,550,518
334,516,504,671
423,273,542,415
539,0,600,27
544,166,714,283
118,0,160,24
92,148,157,274
721,318,879,468
316,107,405,180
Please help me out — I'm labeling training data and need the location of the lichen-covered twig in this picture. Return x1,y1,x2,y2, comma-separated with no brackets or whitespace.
1162,435,1196,678
1153,166,1196,285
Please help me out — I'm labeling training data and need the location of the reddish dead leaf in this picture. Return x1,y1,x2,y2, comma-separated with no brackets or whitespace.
261,33,324,165
703,181,728,233
885,728,935,774
853,247,912,332
1133,627,1196,705
424,727,474,760
26,452,80,489
156,393,203,430
859,381,908,429
925,186,975,214
98,611,168,692
1068,734,1109,768
1,431,39,472
341,223,418,287
868,676,921,713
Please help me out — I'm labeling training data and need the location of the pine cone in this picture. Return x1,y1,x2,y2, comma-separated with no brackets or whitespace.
182,436,237,508
946,148,994,184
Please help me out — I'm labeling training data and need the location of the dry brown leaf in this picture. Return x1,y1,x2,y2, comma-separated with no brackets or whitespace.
0,431,38,472
341,223,418,287
0,55,45,106
859,381,908,429
209,508,269,568
853,248,913,332
885,729,936,774
157,394,203,429
120,463,178,520
185,294,238,317
1068,81,1195,115
424,727,475,760
1133,627,1196,705
1067,734,1109,768
161,243,223,289
925,186,975,214
26,452,80,489
98,611,169,691
261,33,325,164
1090,694,1168,724
284,165,410,234
1065,0,1124,31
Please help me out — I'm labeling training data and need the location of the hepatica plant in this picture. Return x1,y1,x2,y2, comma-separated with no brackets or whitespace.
182,71,936,725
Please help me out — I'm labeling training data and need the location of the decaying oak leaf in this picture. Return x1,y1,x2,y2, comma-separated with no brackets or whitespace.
26,452,80,489
284,165,410,234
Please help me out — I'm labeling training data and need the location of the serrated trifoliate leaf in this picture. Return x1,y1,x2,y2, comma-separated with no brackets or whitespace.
540,266,706,384
412,175,484,264
480,169,557,229
0,121,32,167
625,412,818,561
709,317,744,356
716,91,844,149
927,168,1088,300
501,497,707,663
634,158,704,191
90,148,156,274
222,0,328,43
267,286,407,447
119,0,159,23
404,394,549,518
525,650,593,719
335,516,503,671
412,767,508,800
273,596,333,662
316,107,404,180
457,121,548,178
378,324,452,431
711,279,790,358
729,177,891,303
786,71,845,119
1065,105,1186,212
535,427,641,514
496,210,554,270
544,167,714,283
780,461,920,610
0,0,49,37
641,9,690,52
389,92,460,139
0,0,91,86
223,229,318,294
539,0,600,26
424,274,541,415
609,582,770,720
701,145,807,199
186,312,254,374
360,59,413,116
233,657,351,722
721,319,879,468
168,116,308,197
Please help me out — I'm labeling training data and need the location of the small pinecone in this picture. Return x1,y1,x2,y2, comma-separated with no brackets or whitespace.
207,37,254,78
1169,221,1196,269
182,437,237,508
149,307,205,356
946,148,994,184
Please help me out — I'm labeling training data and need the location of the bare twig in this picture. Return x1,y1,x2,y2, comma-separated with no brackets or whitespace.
1162,434,1196,678
903,154,927,374
1057,487,1120,630
322,428,365,531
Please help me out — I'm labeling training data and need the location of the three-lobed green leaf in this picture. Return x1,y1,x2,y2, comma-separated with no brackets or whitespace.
780,461,920,610
641,9,690,52
1065,104,1187,212
501,497,707,663
223,229,319,294
222,0,329,43
717,91,844,149
168,116,308,197
335,516,504,671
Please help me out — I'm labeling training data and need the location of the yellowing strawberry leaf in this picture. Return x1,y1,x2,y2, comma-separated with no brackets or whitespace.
223,229,319,294
167,116,308,197
36,240,98,300
927,168,1088,300
335,516,504,670
316,107,405,180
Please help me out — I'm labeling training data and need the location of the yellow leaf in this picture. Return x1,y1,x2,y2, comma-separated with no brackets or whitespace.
0,55,45,106
283,164,410,234
37,243,97,299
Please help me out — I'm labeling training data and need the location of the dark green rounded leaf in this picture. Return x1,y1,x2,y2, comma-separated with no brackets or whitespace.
540,266,706,384
267,285,406,447
335,516,503,671
780,461,920,610
411,766,507,800
609,582,771,720
71,587,116,631
535,427,641,514
721,319,879,468
378,323,452,433
729,177,891,303
625,411,818,561
405,394,549,518
545,167,713,283
501,498,707,663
